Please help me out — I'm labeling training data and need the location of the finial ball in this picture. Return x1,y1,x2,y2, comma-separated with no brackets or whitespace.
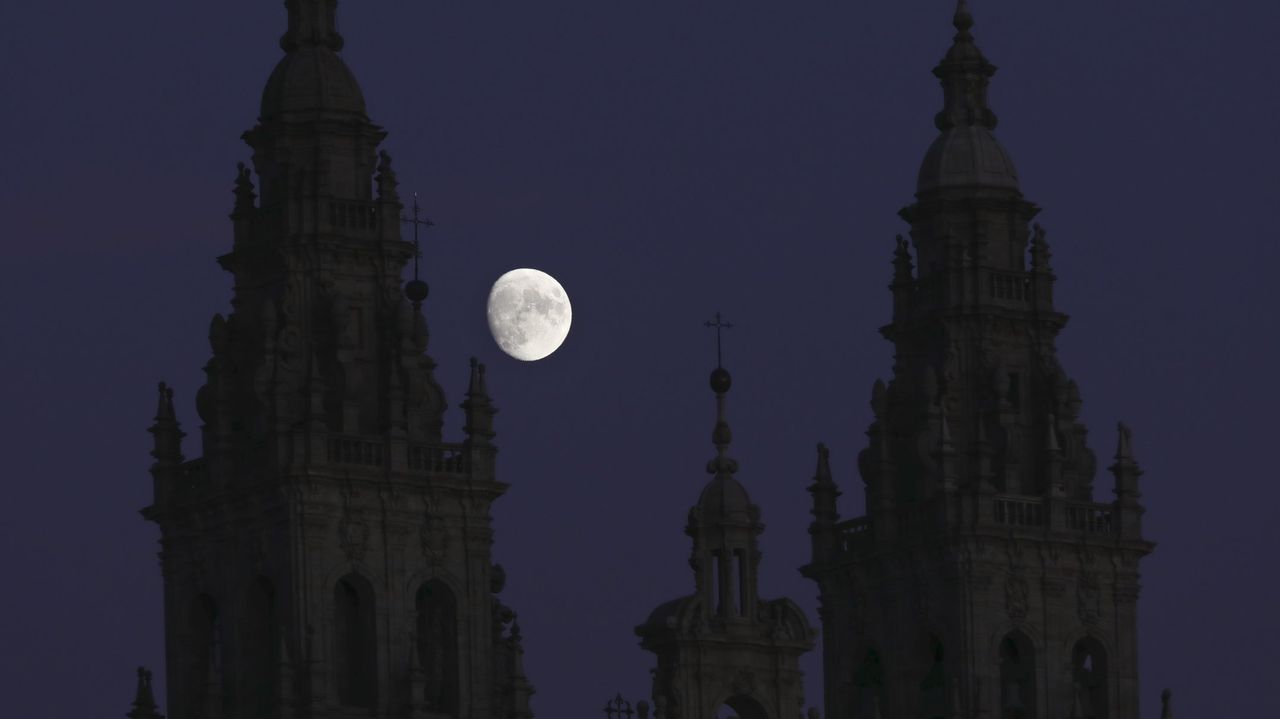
710,367,732,394
404,279,429,303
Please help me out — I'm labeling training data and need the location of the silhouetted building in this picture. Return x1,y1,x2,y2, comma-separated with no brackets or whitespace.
799,4,1155,719
141,1,532,717
134,3,1171,719
635,364,817,719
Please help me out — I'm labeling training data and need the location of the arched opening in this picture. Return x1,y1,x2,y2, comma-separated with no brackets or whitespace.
852,647,884,719
920,635,946,719
999,631,1037,719
416,579,459,714
333,573,377,708
188,594,220,718
715,694,769,719
1071,637,1108,719
241,577,279,717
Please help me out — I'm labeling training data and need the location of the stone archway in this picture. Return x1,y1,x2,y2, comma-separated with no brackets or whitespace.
715,693,770,719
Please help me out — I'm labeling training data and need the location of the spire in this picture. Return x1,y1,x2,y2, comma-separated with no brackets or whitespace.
808,443,841,528
507,615,536,719
149,382,185,467
462,357,497,447
703,312,738,479
1110,421,1144,502
125,667,164,719
280,0,344,53
933,0,998,132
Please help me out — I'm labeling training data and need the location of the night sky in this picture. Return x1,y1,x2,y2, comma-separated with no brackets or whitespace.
2,1,1278,717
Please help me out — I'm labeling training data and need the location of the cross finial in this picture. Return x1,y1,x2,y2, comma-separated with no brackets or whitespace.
400,192,435,282
704,311,733,368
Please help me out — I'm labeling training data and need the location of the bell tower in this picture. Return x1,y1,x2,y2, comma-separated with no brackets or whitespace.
636,350,817,719
141,2,533,718
801,3,1155,718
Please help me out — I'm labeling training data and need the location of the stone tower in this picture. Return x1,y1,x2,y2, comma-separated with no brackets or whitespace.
800,4,1155,719
141,2,533,718
636,363,817,719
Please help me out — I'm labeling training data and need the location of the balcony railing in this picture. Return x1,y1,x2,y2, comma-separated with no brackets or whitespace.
993,496,1045,527
989,272,1030,302
407,443,468,474
1066,503,1114,534
327,437,384,467
836,517,872,553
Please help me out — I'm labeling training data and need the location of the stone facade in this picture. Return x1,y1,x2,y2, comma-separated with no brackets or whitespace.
799,5,1155,719
141,2,532,718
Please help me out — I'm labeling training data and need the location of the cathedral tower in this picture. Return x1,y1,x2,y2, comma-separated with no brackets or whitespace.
801,4,1155,718
636,361,817,719
142,2,532,717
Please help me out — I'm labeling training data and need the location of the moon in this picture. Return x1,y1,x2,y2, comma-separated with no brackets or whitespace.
486,268,572,361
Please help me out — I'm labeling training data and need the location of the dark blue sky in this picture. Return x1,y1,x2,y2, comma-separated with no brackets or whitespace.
2,1,1277,717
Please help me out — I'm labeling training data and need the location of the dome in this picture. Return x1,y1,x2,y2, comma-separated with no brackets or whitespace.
260,47,367,120
696,475,753,518
916,125,1020,194
641,595,694,630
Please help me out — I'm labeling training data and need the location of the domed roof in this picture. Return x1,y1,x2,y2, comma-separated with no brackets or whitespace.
640,595,694,630
696,474,754,519
914,1,1021,196
260,46,367,120
916,125,1020,194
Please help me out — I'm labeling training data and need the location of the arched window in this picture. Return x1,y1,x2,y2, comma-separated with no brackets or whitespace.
333,574,377,708
999,631,1037,719
189,594,220,718
852,647,883,719
241,577,279,718
416,580,459,713
920,635,946,719
1071,638,1108,719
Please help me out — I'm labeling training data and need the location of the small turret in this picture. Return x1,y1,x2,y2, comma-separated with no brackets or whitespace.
1110,422,1146,539
1046,413,1065,497
808,443,840,525
148,382,185,505
462,358,497,447
807,443,841,565
506,615,536,719
125,667,164,719
891,234,915,315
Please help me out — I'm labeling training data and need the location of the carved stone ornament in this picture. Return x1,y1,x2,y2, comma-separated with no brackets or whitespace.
337,516,369,562
1004,575,1029,620
419,515,447,565
1077,572,1101,625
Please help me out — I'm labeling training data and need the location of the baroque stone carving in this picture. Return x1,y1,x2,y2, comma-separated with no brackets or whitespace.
1004,575,1029,620
1077,572,1101,625
337,516,368,562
